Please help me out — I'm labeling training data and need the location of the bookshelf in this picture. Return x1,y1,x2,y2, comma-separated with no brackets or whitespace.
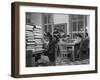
26,25,44,67
26,25,44,52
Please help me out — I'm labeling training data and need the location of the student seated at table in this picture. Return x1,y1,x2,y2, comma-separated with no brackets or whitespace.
59,35,66,44
61,35,71,43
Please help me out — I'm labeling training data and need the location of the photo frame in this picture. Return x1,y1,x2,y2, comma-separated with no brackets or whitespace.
11,2,98,78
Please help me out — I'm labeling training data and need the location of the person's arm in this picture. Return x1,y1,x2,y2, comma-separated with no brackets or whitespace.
74,38,81,44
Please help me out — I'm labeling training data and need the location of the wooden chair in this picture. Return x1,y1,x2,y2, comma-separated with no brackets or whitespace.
58,44,72,60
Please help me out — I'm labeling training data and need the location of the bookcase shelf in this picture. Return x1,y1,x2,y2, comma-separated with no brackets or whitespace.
26,25,44,54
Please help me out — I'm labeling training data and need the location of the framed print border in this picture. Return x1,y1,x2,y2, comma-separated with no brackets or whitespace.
11,2,98,78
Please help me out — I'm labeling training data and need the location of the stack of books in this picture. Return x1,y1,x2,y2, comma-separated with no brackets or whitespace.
33,25,44,52
26,25,35,51
26,25,44,53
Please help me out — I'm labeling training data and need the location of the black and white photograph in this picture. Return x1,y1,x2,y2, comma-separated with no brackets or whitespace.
11,2,97,77
26,13,90,67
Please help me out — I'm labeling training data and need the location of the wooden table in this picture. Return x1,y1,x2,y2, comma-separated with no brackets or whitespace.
66,43,77,61
58,42,77,62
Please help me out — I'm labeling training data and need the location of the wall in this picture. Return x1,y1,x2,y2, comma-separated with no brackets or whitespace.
30,13,70,34
0,0,100,80
87,16,90,36
54,14,69,24
31,13,42,26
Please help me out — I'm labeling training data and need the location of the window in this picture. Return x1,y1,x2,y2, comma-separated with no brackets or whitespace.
70,15,87,39
26,13,31,25
42,14,53,33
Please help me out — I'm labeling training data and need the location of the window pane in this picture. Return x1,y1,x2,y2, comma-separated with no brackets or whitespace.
71,15,77,20
85,16,87,27
48,15,52,23
78,15,84,20
48,25,52,33
78,21,84,31
43,15,48,24
72,22,77,31
44,25,48,33
26,13,31,25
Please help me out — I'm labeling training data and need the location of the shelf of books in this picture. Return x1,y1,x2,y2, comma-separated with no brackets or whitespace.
26,25,45,67
26,25,44,54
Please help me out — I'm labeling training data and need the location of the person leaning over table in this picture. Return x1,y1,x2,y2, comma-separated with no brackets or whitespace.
74,33,89,60
80,33,89,59
53,28,61,57
43,32,57,66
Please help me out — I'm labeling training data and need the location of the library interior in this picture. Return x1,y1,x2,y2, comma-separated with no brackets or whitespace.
26,13,90,67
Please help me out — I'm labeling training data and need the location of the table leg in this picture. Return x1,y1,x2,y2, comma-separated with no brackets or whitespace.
71,46,75,62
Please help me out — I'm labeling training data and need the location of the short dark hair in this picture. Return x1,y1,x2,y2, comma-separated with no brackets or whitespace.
76,34,82,38
86,33,88,36
45,32,52,41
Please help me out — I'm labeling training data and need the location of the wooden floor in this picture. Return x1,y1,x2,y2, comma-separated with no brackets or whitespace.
56,56,89,66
